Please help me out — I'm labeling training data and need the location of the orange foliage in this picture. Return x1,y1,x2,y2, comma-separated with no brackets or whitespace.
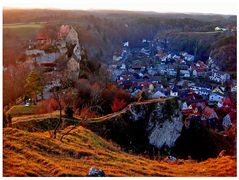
35,98,59,114
78,107,98,118
111,98,127,112
115,89,132,102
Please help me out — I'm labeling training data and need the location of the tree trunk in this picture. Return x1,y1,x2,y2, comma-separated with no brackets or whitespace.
53,105,62,139
41,91,44,100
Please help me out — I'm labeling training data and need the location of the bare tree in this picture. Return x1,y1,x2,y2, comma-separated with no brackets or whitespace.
50,86,64,138
60,116,88,142
49,71,72,139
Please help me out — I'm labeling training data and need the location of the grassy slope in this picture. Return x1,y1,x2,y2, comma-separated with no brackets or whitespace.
3,23,44,38
3,124,236,177
7,105,37,117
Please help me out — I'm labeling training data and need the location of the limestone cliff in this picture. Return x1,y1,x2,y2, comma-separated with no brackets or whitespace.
86,97,232,160
86,98,183,154
56,25,85,80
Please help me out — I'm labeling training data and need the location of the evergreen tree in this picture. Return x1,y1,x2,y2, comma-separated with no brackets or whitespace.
24,71,44,103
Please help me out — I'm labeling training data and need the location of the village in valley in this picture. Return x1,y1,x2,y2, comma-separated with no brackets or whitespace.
109,30,236,134
2,7,237,176
3,22,236,138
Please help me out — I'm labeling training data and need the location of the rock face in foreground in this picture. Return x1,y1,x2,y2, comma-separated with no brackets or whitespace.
87,98,183,154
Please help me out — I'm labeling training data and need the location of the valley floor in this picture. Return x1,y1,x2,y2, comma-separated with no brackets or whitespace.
3,124,236,177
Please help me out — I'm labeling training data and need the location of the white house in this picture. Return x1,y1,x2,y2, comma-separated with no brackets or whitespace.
120,63,126,70
209,71,230,84
222,114,232,130
170,87,178,97
215,26,227,32
185,55,194,61
212,86,225,95
167,69,177,77
192,69,208,77
172,55,180,59
209,92,224,102
181,101,188,110
170,91,178,97
181,52,194,62
142,39,147,43
190,85,211,96
151,91,166,99
113,55,122,61
123,41,129,47
180,70,190,78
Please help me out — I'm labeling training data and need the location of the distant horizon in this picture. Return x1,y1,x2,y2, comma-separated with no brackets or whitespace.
2,0,238,15
3,7,237,16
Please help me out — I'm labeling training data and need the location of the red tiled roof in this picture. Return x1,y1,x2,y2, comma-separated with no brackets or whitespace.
222,98,233,107
36,32,48,40
59,25,70,35
202,107,216,119
182,109,194,116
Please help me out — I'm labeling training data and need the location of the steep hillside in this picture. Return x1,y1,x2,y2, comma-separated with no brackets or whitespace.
3,126,236,177
4,98,237,176
209,36,237,72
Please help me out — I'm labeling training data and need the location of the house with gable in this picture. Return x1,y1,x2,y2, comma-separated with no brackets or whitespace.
209,87,225,102
209,95,224,105
190,84,212,97
170,86,178,97
201,107,218,121
222,110,236,130
212,86,225,94
151,90,166,99
209,70,230,84
180,69,190,78
167,65,177,77
191,61,208,77
181,52,194,62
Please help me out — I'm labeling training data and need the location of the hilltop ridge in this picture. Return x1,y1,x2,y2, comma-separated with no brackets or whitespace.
4,98,237,176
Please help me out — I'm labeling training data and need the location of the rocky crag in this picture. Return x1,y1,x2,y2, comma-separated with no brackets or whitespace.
86,97,233,160
86,98,183,156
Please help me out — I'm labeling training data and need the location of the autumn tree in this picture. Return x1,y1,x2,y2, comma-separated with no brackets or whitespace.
50,73,73,139
3,64,30,106
111,98,127,112
50,85,64,139
24,70,44,103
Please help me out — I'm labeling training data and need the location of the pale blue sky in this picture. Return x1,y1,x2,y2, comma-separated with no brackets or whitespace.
3,0,238,15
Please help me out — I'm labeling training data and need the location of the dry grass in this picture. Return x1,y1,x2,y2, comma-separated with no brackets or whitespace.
3,23,44,38
7,105,37,117
3,125,236,177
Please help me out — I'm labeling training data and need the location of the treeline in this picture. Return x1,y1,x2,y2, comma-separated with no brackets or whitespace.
3,9,236,63
210,36,237,72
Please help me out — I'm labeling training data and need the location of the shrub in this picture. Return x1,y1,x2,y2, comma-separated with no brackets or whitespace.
65,106,74,118
115,89,132,102
35,98,58,114
78,107,98,118
111,98,127,112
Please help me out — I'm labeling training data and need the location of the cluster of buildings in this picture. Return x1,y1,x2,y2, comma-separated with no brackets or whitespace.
109,38,236,132
22,25,85,81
